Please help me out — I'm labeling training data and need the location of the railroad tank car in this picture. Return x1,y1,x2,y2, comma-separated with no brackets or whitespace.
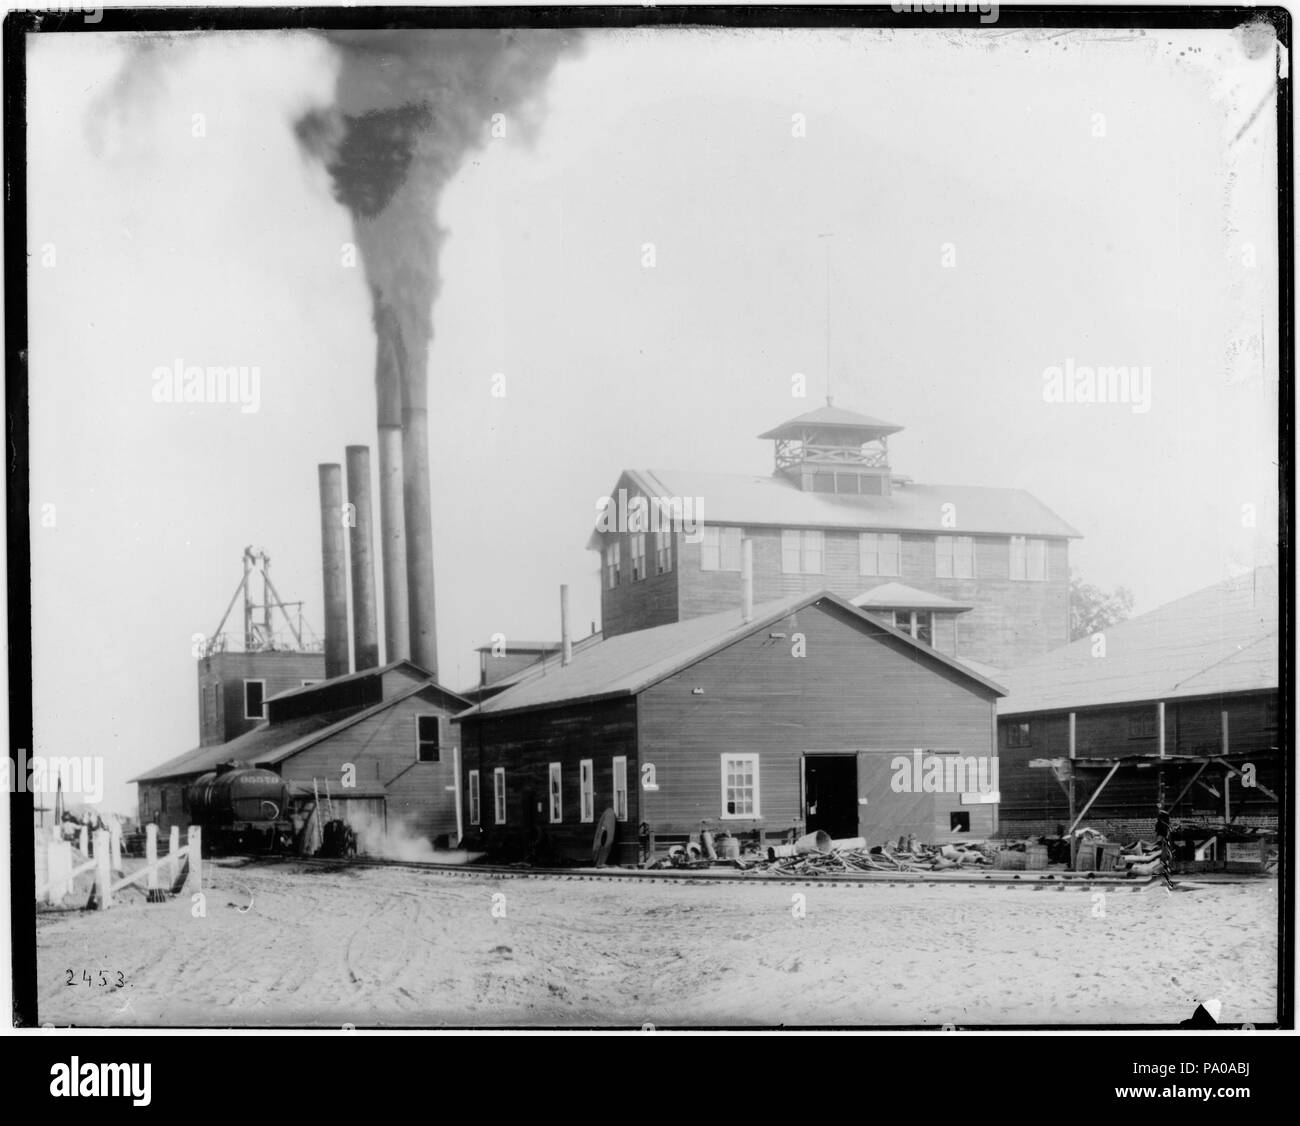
186,765,296,854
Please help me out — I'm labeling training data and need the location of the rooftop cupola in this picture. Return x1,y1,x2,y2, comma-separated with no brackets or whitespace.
759,399,903,495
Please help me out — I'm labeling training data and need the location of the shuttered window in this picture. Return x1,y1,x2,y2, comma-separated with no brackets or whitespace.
859,532,901,576
936,535,974,578
612,756,628,822
493,768,506,825
782,529,824,574
701,526,743,571
580,759,595,823
548,762,562,824
1010,536,1048,581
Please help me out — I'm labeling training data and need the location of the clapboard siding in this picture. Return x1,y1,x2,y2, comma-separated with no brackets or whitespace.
273,690,463,843
998,692,1281,820
637,599,999,839
459,698,639,864
670,529,1068,668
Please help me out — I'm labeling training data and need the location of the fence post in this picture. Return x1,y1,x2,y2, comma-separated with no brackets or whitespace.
79,825,88,856
186,827,202,894
110,822,122,874
93,830,112,910
168,826,180,887
145,825,159,893
49,839,72,904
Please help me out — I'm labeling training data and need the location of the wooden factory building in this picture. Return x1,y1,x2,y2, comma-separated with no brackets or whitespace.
133,660,470,850
455,590,1004,865
995,566,1281,839
590,403,1080,672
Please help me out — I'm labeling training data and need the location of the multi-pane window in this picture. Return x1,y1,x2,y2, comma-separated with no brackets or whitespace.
859,532,901,576
1010,536,1048,581
630,533,647,582
493,767,506,825
468,770,480,825
721,754,760,818
579,759,595,822
548,762,562,824
604,542,621,589
612,756,628,822
701,525,743,571
243,680,266,720
781,529,824,574
654,529,673,574
893,609,933,646
1006,722,1032,748
416,715,440,762
935,535,974,579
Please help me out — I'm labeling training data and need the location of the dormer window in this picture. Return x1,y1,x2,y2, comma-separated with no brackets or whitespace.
893,609,933,646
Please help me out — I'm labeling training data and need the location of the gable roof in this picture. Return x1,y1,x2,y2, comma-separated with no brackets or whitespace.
997,566,1279,716
131,678,470,783
588,469,1080,546
265,658,432,704
852,582,974,612
456,590,1004,721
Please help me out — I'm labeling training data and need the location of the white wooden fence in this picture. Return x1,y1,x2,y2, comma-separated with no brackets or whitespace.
35,823,201,909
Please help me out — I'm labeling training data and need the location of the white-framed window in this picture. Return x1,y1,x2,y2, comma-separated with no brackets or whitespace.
630,533,647,582
579,759,595,823
243,679,266,720
468,769,480,826
721,754,760,818
859,532,901,576
612,756,628,822
700,525,743,571
781,529,824,574
416,715,440,762
654,529,673,574
548,762,562,824
893,609,934,646
1010,536,1048,581
493,767,506,825
936,535,974,579
604,542,621,589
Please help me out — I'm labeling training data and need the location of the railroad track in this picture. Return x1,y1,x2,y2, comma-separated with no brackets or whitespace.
233,853,1207,891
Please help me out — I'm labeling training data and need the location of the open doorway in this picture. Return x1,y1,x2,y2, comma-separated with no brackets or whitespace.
804,754,859,840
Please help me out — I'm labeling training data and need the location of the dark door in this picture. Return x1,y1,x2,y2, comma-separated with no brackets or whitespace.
804,755,859,840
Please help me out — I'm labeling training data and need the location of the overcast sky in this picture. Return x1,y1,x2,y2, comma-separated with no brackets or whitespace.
25,23,1280,812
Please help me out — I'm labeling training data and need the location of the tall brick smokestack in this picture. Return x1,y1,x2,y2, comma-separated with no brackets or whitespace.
318,463,350,679
345,445,380,671
373,305,410,664
296,30,577,683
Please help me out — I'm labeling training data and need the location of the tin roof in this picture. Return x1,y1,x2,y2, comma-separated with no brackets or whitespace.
757,404,904,439
455,590,1005,721
589,469,1080,545
997,566,1279,716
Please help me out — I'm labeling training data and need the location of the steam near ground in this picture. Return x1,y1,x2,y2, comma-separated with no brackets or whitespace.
345,809,437,863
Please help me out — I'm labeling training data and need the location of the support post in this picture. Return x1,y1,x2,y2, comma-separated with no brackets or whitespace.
452,744,464,849
48,839,71,905
78,825,88,856
93,830,112,910
110,822,122,874
146,825,159,892
1156,700,1167,812
1067,712,1077,868
186,827,203,894
168,825,180,887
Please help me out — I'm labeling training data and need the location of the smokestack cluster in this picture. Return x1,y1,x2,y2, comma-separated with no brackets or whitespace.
297,30,577,683
318,464,350,679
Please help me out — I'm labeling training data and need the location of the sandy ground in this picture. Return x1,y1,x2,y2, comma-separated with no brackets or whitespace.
36,860,1279,1027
